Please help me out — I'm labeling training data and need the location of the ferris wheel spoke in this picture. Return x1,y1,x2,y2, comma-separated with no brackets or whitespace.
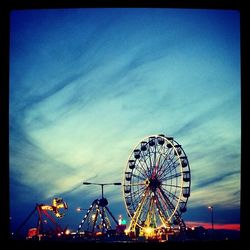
147,145,155,172
147,147,154,175
124,183,146,202
130,186,147,204
167,174,178,196
125,182,145,186
155,151,171,178
134,163,148,179
164,159,180,177
138,197,151,221
158,186,176,214
157,147,174,174
132,173,147,181
161,183,182,188
140,151,152,175
157,188,174,213
159,156,179,178
138,156,153,177
155,189,171,219
160,186,182,204
158,159,180,180
130,188,146,200
132,188,149,213
161,172,182,182
155,146,165,172
153,144,157,170
157,152,175,178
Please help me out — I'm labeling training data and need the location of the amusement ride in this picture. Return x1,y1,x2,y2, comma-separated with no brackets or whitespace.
14,198,68,239
123,134,191,238
76,182,121,237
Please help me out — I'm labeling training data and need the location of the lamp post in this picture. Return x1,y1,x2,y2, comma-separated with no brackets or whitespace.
208,206,214,231
83,182,122,199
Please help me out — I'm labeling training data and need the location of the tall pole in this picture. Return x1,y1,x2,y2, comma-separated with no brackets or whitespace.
101,184,104,199
208,206,214,231
211,207,214,231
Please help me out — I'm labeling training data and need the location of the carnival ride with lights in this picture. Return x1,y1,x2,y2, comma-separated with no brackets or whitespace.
14,198,68,238
76,182,121,237
123,134,191,239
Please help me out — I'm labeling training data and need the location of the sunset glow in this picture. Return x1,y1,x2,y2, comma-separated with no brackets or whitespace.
186,221,240,231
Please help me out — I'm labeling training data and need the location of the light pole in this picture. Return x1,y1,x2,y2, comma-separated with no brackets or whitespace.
208,206,214,231
83,182,121,199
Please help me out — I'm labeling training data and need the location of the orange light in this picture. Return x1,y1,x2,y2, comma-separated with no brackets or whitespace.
41,205,53,211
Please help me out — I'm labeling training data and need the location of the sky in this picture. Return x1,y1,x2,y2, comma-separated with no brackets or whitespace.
9,8,241,234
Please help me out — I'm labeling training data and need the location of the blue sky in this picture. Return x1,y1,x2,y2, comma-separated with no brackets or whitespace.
9,8,240,233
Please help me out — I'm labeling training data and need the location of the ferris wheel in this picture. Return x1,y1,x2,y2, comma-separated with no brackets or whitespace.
123,134,191,235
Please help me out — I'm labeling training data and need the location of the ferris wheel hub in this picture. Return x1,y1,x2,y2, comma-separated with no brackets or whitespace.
146,177,161,191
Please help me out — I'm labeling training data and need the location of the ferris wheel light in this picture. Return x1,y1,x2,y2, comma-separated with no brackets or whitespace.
144,227,154,237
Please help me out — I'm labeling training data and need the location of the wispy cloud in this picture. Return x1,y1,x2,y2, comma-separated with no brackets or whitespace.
189,172,240,208
196,170,240,187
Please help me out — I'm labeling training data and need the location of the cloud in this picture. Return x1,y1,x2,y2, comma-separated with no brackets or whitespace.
196,170,240,188
188,172,240,208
